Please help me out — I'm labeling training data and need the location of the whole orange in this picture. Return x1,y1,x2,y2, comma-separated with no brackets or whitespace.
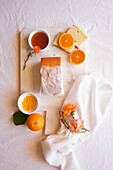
26,113,44,131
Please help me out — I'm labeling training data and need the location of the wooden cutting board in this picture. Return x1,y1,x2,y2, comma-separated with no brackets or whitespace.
20,27,87,135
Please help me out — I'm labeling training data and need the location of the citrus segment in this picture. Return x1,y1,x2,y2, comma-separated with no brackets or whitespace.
70,49,85,65
26,113,44,131
59,33,74,49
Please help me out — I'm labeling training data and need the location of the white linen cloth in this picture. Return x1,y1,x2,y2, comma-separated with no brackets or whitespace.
41,74,113,170
1,1,113,169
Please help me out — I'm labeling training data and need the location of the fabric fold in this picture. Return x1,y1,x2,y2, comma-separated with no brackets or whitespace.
41,74,113,169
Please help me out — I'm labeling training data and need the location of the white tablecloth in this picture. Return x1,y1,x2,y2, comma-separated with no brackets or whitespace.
0,0,113,170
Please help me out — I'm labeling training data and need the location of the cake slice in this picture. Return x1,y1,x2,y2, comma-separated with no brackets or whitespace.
40,57,64,96
67,25,87,48
53,32,75,53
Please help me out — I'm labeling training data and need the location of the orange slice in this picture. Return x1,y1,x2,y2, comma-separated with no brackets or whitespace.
70,49,85,65
59,33,74,49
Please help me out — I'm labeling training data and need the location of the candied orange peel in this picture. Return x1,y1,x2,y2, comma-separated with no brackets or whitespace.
22,96,37,112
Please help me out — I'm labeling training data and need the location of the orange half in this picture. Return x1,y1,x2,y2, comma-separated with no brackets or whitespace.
70,49,85,65
59,33,74,49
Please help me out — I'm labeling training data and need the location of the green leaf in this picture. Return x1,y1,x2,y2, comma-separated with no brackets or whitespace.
13,111,29,126
70,110,75,119
79,127,90,133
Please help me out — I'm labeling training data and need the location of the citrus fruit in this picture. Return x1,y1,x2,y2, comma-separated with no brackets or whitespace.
59,33,74,49
26,113,44,131
70,49,85,65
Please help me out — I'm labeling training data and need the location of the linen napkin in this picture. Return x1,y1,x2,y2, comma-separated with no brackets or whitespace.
41,74,113,170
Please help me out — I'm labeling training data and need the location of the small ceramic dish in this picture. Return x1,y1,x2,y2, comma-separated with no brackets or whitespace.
18,92,39,114
28,30,50,52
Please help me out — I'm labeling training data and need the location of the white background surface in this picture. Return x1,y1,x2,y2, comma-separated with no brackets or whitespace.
0,0,113,170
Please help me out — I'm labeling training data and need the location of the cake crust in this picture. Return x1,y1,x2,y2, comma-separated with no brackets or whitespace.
41,57,61,67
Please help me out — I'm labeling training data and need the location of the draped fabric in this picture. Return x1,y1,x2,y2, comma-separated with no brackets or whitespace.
41,74,113,170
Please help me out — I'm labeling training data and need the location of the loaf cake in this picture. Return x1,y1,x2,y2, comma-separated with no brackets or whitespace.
53,25,87,51
40,57,64,96
67,25,87,48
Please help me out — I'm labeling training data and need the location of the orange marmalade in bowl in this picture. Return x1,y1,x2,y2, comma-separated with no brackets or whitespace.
22,95,37,112
28,30,50,51
31,32,49,50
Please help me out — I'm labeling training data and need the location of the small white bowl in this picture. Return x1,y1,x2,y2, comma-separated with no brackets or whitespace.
28,30,50,52
18,92,39,114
